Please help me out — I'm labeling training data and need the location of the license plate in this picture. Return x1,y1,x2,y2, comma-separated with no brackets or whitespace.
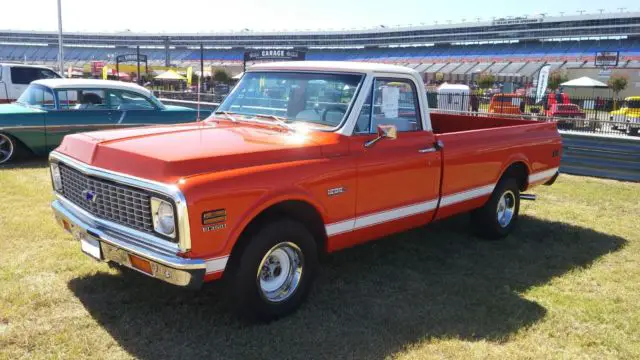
80,235,102,260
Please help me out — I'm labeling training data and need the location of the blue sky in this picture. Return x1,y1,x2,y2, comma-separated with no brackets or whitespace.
3,0,638,33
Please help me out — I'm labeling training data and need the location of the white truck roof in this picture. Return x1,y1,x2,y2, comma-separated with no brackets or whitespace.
250,61,418,75
438,83,470,92
0,63,56,69
30,79,152,96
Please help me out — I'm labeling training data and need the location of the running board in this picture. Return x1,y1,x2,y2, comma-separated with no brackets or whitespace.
520,194,537,201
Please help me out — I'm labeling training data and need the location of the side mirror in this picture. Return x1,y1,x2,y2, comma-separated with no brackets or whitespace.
364,124,397,148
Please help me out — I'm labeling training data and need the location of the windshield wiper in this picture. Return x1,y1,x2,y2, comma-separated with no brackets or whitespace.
213,111,237,122
252,114,295,131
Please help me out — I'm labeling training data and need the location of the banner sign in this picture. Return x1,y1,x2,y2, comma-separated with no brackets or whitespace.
535,65,551,103
116,54,148,63
595,51,619,67
244,50,306,62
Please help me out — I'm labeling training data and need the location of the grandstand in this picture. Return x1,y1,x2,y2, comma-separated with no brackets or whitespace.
1,11,639,82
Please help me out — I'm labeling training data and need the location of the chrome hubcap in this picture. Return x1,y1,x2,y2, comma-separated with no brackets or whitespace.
497,190,516,228
0,134,14,164
257,242,304,303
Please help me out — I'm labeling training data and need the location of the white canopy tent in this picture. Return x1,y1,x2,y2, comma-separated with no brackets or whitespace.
560,76,608,88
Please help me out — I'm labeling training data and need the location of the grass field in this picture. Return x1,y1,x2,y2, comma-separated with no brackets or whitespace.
1,160,639,360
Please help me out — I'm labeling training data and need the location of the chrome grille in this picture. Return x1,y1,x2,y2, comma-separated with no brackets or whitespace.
58,163,154,233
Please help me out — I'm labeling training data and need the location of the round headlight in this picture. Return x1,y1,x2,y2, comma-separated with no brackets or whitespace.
151,198,175,237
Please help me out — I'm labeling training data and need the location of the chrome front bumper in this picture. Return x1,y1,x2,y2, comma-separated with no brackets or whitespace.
52,196,206,289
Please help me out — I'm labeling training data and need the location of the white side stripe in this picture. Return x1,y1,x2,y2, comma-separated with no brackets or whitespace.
326,219,356,236
439,184,496,207
324,183,496,237
354,199,438,230
528,167,559,183
205,256,229,274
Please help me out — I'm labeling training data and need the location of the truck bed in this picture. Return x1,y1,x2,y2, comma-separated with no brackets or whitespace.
428,112,561,221
430,113,540,134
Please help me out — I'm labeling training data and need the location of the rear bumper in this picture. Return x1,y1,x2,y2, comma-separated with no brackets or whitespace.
52,197,206,289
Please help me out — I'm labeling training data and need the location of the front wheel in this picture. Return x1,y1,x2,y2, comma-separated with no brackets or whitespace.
228,219,318,322
471,178,521,239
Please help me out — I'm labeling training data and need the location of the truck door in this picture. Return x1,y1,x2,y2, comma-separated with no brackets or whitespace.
351,77,442,239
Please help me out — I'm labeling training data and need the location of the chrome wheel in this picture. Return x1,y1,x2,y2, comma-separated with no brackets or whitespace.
0,134,14,164
497,190,516,228
257,242,304,303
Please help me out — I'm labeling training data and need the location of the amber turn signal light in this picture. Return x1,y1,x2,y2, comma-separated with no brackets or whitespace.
129,254,153,275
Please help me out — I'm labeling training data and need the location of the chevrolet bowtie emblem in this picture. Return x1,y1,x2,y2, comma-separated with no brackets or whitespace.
82,190,98,203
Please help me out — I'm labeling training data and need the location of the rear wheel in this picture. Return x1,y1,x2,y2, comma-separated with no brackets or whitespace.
628,127,640,136
471,178,521,239
0,133,17,164
228,219,318,322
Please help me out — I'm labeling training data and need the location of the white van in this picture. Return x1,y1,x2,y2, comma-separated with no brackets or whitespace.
0,63,61,103
436,83,470,112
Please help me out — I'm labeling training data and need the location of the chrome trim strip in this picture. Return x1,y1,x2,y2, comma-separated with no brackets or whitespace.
529,167,560,183
52,198,205,271
49,151,192,252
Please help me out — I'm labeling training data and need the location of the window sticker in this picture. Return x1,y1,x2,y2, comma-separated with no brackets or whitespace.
381,86,399,119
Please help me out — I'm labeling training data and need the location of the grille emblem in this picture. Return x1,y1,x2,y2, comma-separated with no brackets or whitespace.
82,190,98,203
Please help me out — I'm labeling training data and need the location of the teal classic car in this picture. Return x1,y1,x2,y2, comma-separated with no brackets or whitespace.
0,79,201,164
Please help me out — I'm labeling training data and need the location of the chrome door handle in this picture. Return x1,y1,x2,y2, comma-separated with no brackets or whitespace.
418,147,437,153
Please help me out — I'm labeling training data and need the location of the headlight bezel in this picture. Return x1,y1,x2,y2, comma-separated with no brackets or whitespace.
151,197,177,239
50,162,63,192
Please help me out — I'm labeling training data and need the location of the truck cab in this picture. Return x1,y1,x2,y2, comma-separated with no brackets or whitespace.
50,61,561,321
0,63,61,103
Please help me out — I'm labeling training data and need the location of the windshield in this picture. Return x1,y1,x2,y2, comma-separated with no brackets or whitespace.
16,85,55,110
214,72,363,129
622,100,640,109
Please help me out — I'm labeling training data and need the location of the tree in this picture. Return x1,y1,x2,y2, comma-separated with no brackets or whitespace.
476,72,495,89
547,70,568,91
607,73,629,99
213,69,231,84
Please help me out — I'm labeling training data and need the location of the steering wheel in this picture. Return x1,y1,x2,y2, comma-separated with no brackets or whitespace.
321,105,346,124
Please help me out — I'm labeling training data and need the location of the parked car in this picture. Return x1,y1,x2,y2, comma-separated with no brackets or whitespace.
0,63,61,103
488,93,524,115
50,61,561,321
545,103,587,129
0,79,201,164
610,96,640,135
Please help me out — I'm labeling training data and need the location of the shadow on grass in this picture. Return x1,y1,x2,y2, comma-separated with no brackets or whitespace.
0,156,48,170
68,215,625,360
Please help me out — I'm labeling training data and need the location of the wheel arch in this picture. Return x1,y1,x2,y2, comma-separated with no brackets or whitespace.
224,198,328,277
499,160,530,192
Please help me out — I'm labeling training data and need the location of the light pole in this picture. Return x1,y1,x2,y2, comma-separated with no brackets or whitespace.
57,0,64,77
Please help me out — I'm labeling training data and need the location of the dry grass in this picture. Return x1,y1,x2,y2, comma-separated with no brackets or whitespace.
1,160,639,360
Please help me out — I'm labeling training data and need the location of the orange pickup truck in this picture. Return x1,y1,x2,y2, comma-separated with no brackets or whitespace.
50,62,561,321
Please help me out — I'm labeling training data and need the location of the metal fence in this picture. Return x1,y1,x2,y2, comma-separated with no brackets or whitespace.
561,133,640,182
426,92,640,137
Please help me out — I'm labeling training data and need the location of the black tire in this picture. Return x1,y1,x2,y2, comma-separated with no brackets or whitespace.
0,133,21,165
228,218,318,322
628,128,640,136
471,178,520,239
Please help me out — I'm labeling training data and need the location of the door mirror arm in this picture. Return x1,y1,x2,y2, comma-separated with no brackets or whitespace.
364,124,398,148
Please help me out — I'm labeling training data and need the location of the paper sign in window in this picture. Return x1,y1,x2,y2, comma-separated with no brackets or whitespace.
381,86,399,119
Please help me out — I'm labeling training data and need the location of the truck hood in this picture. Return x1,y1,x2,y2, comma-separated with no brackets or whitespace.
56,120,332,183
0,103,45,115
